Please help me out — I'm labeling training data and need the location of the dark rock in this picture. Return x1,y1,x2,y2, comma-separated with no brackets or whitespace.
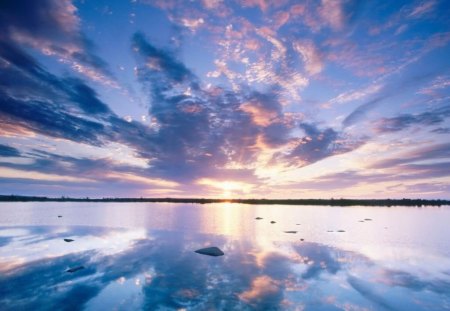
66,266,84,273
296,224,301,225
284,231,297,234
270,221,276,224
300,238,304,241
359,220,364,222
255,217,263,220
337,230,346,232
64,239,74,242
58,215,62,218
327,230,334,232
364,218,372,221
194,246,224,257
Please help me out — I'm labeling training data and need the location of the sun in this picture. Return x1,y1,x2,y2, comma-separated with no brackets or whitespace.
219,181,242,198
197,178,253,198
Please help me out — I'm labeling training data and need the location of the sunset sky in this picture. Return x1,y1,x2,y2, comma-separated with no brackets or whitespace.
0,0,449,199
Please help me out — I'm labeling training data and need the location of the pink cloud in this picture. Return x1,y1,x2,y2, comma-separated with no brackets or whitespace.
293,40,324,75
409,0,437,18
318,0,346,30
273,11,290,29
239,276,280,303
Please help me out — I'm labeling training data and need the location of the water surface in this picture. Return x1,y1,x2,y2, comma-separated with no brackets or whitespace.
0,202,449,310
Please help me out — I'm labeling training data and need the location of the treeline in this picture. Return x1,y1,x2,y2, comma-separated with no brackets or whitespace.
0,195,449,206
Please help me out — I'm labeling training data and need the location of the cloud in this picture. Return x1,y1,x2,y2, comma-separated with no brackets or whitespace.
132,32,198,86
239,276,283,308
0,0,115,85
293,40,324,75
347,276,397,311
370,143,450,169
374,103,450,133
409,0,437,18
342,72,445,128
275,122,365,167
131,33,295,181
432,127,450,134
0,93,108,145
0,144,20,157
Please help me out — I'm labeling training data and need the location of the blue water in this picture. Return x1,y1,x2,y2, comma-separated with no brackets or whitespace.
0,202,449,310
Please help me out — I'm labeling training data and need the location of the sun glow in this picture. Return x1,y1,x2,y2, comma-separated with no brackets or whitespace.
197,178,253,198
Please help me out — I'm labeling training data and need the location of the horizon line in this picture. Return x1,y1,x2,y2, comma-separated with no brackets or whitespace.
1,195,449,206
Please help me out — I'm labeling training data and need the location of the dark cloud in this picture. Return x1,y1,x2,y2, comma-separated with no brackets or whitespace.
0,144,20,157
0,93,108,146
273,122,364,167
374,103,450,133
0,0,114,81
0,0,76,39
0,28,362,189
343,95,389,128
131,33,297,181
343,73,446,128
133,32,198,86
432,127,450,134
65,78,111,114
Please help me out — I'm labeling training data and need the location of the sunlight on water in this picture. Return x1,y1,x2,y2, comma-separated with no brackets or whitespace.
0,202,450,310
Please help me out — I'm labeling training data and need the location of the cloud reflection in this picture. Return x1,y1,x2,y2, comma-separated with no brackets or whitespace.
0,226,449,310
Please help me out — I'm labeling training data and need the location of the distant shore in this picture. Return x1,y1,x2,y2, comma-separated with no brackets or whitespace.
0,195,449,206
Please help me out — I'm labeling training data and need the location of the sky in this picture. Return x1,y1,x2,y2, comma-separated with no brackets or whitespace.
0,0,449,199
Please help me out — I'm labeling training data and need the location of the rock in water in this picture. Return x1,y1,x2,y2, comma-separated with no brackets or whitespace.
66,266,84,273
194,247,224,257
270,221,276,224
255,217,263,220
64,239,74,242
284,231,297,234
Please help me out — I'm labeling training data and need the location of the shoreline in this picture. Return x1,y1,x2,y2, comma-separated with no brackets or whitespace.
0,195,449,206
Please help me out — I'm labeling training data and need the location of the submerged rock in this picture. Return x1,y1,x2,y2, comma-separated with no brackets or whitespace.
327,230,334,232
63,239,74,242
66,266,84,273
255,217,263,220
284,231,297,234
270,221,276,224
364,218,372,221
57,215,62,218
194,246,224,257
300,238,304,241
337,230,346,232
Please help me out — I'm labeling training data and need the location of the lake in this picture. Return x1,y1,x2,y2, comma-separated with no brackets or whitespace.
0,202,449,310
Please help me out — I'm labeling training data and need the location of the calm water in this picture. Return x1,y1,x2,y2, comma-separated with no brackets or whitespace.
0,202,450,310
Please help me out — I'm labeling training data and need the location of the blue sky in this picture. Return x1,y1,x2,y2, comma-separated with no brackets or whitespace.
0,0,449,198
